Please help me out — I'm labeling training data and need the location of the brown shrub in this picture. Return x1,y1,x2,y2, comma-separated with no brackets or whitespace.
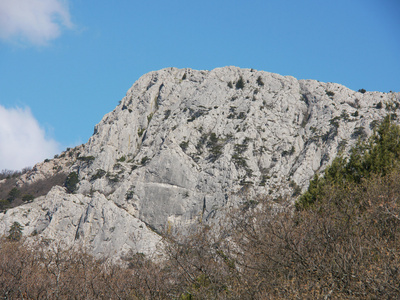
1,171,400,299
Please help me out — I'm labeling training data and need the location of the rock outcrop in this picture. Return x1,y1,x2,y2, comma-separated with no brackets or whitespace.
1,67,398,259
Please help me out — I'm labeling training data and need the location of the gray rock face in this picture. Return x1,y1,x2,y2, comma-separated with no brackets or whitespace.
1,66,398,259
0,186,162,259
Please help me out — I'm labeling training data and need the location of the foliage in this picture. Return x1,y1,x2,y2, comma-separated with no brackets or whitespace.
2,166,400,298
141,156,150,165
117,155,126,162
7,188,20,203
164,109,171,120
0,168,31,180
0,241,170,299
297,115,400,209
106,173,120,183
289,180,302,197
225,172,400,298
326,90,335,97
126,190,134,200
7,222,23,241
358,88,366,93
206,133,223,162
2,107,400,298
147,113,154,123
179,141,189,152
0,200,10,210
138,127,145,137
235,76,245,89
90,169,106,181
351,126,367,140
0,173,67,211
22,194,34,202
65,172,79,193
256,76,264,86
76,156,95,163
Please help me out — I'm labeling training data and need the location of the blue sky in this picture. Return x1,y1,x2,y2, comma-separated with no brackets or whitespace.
0,0,399,170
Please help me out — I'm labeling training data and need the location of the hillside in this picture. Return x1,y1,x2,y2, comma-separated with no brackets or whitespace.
0,67,398,259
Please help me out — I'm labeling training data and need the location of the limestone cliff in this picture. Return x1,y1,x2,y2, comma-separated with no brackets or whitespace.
1,67,398,259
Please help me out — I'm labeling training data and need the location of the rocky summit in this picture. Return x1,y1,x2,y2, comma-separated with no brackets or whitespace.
1,67,398,259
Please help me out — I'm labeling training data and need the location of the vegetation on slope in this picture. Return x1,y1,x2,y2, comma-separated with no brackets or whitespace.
297,114,400,209
0,171,67,211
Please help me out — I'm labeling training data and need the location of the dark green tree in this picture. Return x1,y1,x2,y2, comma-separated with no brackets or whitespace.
65,172,79,193
7,187,20,203
235,76,245,89
8,222,23,241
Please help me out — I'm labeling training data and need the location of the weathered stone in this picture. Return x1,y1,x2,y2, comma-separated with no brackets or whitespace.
1,67,399,260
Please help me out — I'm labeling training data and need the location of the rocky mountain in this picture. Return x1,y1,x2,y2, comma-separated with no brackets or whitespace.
1,67,398,260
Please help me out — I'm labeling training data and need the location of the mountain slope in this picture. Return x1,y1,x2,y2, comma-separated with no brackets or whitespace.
1,67,398,259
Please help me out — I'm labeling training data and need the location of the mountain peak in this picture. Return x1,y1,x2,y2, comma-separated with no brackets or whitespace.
1,67,398,259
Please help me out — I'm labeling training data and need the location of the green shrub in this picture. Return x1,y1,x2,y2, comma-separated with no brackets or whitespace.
117,156,126,162
237,112,246,119
232,154,248,168
7,188,20,202
106,173,120,183
126,190,134,200
65,172,79,193
91,169,106,181
138,128,145,137
358,88,366,93
8,222,23,241
22,194,34,202
235,76,245,89
141,156,150,165
180,141,189,152
77,156,95,164
326,90,335,97
289,180,302,197
206,133,221,160
164,110,171,120
351,126,367,140
0,199,10,210
256,76,264,86
147,113,154,123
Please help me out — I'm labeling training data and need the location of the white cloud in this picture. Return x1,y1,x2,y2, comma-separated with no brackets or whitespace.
0,0,73,45
0,105,60,171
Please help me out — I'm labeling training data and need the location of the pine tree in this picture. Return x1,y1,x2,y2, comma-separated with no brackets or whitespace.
8,222,23,241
